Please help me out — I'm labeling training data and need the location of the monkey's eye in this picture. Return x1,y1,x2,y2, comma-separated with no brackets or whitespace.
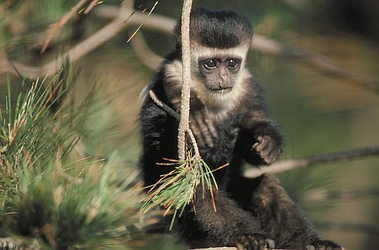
227,59,239,69
203,59,218,70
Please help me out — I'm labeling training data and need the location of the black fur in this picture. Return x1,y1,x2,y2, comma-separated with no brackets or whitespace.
174,7,253,49
139,7,342,250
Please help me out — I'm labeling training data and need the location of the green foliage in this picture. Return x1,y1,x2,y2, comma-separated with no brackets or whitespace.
141,152,224,230
0,72,146,249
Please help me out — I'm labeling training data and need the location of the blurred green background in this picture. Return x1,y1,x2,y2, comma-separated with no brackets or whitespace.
1,0,379,249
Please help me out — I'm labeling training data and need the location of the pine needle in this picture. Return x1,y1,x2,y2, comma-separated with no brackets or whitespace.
125,1,159,43
0,71,146,248
141,152,225,230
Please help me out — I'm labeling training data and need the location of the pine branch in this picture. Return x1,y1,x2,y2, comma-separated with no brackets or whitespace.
0,72,146,249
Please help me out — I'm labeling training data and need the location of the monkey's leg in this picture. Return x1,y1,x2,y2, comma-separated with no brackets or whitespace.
228,174,343,250
188,185,275,250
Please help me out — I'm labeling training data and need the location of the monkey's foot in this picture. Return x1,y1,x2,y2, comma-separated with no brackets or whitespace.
308,239,344,250
234,234,275,250
252,135,281,165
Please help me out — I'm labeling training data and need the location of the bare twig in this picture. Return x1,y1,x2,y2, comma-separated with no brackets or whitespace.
313,219,379,236
0,1,134,77
113,9,379,93
83,0,100,15
148,90,201,159
253,35,379,92
302,186,379,203
2,3,379,94
245,145,379,178
128,32,163,70
177,0,193,160
41,0,88,53
187,129,201,161
148,90,180,121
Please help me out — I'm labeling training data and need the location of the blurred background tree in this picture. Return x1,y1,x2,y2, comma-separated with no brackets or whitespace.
1,0,379,249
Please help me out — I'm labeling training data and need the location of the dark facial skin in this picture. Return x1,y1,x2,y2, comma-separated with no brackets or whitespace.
198,56,242,93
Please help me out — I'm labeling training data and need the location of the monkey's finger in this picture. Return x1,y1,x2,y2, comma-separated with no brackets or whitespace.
252,135,271,156
190,111,215,147
265,239,275,249
262,151,279,165
189,117,206,148
204,117,218,140
252,135,281,164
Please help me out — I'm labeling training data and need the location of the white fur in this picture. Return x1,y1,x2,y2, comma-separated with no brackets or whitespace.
164,47,252,121
190,45,250,68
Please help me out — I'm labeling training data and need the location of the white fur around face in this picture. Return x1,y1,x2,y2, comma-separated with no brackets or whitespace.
164,46,252,120
190,45,250,67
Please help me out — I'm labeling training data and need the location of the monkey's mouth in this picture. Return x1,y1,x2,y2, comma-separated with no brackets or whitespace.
209,87,233,94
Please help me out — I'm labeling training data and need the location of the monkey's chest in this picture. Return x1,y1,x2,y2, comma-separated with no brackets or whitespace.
190,119,240,169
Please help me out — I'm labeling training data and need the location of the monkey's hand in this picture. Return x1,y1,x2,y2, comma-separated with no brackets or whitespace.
239,122,283,166
307,240,344,250
189,110,218,148
252,134,282,165
234,234,275,250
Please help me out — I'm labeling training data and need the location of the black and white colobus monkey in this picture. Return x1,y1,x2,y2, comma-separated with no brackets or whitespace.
139,7,342,250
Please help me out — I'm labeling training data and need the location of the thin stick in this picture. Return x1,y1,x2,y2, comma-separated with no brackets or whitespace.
177,0,193,160
245,145,379,178
41,0,88,53
3,4,379,95
148,90,180,120
187,129,200,160
148,90,201,159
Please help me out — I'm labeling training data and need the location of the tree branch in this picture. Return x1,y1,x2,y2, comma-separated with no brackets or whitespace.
177,0,193,160
148,89,201,159
41,0,88,53
313,219,379,236
2,2,378,94
129,32,163,70
253,35,379,92
148,90,180,121
301,186,379,203
0,0,379,94
245,145,379,178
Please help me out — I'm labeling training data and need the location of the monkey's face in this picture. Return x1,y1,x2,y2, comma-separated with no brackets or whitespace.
188,46,251,112
198,55,242,94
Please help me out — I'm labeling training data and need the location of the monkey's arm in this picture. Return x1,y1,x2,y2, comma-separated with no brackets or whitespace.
139,82,180,187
